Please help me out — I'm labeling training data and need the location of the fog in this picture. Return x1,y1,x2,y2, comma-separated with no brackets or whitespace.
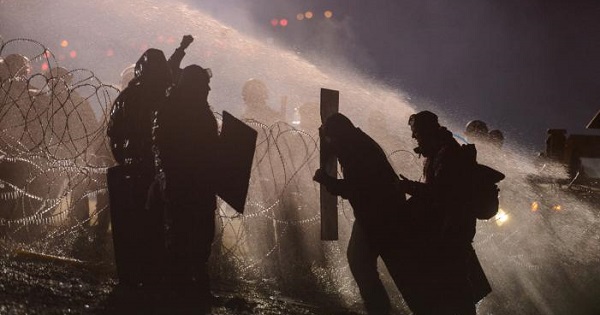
1,0,599,314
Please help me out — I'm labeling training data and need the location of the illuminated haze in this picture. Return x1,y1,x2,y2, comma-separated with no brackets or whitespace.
1,0,599,314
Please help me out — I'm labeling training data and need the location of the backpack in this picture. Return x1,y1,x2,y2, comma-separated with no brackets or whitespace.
461,144,505,220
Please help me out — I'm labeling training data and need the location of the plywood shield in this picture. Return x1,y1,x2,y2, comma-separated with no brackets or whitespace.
320,88,339,241
217,111,258,214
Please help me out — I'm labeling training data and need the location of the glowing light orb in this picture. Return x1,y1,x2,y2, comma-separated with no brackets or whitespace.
41,63,49,71
280,19,288,27
531,201,539,212
552,205,562,211
60,40,69,47
305,11,313,19
69,50,77,58
324,10,333,18
292,108,301,125
296,13,304,21
495,208,509,226
271,19,279,27
106,49,114,57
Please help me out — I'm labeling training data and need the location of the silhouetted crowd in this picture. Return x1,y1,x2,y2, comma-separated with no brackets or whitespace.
0,51,111,244
105,35,504,314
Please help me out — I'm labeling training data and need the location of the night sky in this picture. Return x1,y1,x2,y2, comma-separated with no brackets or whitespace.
197,0,600,149
2,0,599,149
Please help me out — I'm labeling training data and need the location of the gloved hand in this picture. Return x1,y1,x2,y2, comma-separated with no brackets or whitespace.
179,35,194,50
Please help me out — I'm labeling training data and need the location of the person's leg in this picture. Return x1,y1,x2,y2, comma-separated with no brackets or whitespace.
433,245,476,315
190,208,216,299
347,222,390,315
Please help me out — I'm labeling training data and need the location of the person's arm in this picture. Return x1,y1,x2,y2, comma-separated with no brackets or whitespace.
168,35,194,79
107,94,126,165
313,168,356,199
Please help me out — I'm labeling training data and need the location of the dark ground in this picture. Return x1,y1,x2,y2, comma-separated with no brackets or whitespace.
0,250,363,315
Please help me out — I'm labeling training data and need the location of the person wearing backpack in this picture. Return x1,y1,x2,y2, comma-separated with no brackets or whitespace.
398,110,497,315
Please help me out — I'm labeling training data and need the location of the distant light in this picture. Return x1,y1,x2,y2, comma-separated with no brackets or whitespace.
271,19,279,27
69,50,77,58
41,63,49,71
531,201,539,212
305,11,313,19
292,107,301,125
106,49,114,57
280,19,288,27
552,204,562,211
495,208,509,226
60,40,69,48
296,13,304,21
166,37,175,44
324,10,333,18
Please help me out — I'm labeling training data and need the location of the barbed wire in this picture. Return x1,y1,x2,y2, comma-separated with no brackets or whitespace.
0,38,366,307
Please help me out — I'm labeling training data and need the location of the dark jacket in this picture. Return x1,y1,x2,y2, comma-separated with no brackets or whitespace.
320,127,405,246
404,127,475,244
154,66,219,210
107,48,184,167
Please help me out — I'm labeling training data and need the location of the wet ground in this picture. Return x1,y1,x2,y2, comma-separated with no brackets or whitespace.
0,252,363,315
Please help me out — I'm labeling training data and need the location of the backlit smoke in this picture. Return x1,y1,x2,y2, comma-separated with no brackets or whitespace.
1,1,599,314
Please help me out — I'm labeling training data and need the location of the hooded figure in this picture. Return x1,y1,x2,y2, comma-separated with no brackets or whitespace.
313,113,425,315
154,65,218,297
106,48,177,286
108,48,173,167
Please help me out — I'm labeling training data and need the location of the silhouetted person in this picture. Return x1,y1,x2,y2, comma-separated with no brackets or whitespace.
0,54,35,147
488,129,504,149
40,67,103,232
241,78,282,125
313,113,422,315
107,48,172,286
107,38,192,285
154,65,218,299
0,54,34,237
545,129,567,162
399,110,489,315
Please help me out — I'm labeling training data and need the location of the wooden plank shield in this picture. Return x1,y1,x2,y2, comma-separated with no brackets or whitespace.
320,88,339,241
217,111,258,213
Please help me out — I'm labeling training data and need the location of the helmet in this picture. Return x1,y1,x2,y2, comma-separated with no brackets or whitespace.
0,54,31,79
488,129,504,147
120,64,136,89
465,120,489,137
242,78,268,105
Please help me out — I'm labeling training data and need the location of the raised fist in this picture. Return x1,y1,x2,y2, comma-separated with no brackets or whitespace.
180,35,194,50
